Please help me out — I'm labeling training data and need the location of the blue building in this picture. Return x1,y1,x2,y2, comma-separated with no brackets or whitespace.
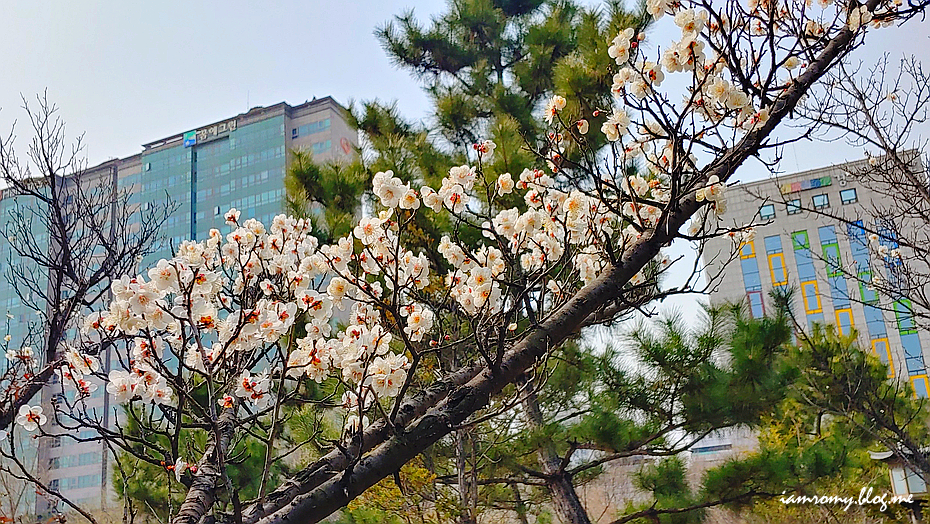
0,97,356,516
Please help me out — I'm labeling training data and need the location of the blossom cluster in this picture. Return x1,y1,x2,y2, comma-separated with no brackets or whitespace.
67,0,868,435
77,211,429,417
72,139,679,429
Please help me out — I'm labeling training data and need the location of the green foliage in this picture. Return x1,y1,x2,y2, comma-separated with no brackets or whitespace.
606,308,910,524
112,393,285,521
786,323,930,486
285,149,370,243
585,306,796,450
377,0,649,150
631,458,703,524
284,1,905,522
337,460,452,524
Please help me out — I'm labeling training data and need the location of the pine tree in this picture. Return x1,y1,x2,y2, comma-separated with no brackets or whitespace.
300,4,650,521
55,2,930,523
282,2,879,522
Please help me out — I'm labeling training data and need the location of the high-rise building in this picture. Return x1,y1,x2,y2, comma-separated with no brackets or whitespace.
0,96,357,517
128,96,356,268
702,158,930,398
0,181,50,520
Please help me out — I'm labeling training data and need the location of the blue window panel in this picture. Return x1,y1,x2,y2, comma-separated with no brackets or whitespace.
822,243,842,277
312,140,332,154
292,118,332,138
902,332,924,360
851,249,870,271
764,235,783,254
864,305,887,337
895,300,917,334
836,309,854,336
818,226,837,244
803,282,822,313
795,251,817,281
885,255,904,269
747,291,765,318
873,338,891,368
847,220,866,243
770,254,788,286
886,264,907,296
859,274,878,303
906,355,926,375
877,222,899,249
807,312,825,330
829,276,850,308
913,378,929,399
792,231,810,250
741,257,762,291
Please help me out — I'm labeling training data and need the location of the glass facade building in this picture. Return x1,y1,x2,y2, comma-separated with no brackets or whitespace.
130,97,354,267
0,97,355,518
0,188,49,517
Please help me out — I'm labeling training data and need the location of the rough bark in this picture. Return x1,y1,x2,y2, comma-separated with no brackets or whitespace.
240,18,865,523
455,430,478,524
173,409,238,524
183,16,869,524
520,378,592,524
250,242,671,524
240,359,484,524
510,482,531,524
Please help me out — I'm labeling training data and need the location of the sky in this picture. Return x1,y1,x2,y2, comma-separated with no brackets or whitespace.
1,1,926,171
0,1,447,165
2,1,929,326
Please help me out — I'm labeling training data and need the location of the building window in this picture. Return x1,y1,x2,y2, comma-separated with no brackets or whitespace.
872,338,893,376
746,290,765,318
792,230,810,250
801,280,822,313
912,377,929,399
786,199,801,215
812,193,830,209
840,188,858,204
79,452,100,466
759,204,776,220
692,444,733,454
835,308,854,336
768,253,788,286
895,299,917,334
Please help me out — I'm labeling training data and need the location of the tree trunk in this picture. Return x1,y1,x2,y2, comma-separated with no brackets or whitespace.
237,20,868,523
173,409,237,524
519,377,592,524
510,482,530,524
455,430,478,524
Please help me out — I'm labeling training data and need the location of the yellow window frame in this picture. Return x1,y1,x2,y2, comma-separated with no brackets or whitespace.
768,253,788,286
801,280,821,314
872,337,893,378
740,240,755,259
835,308,854,335
911,375,929,399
